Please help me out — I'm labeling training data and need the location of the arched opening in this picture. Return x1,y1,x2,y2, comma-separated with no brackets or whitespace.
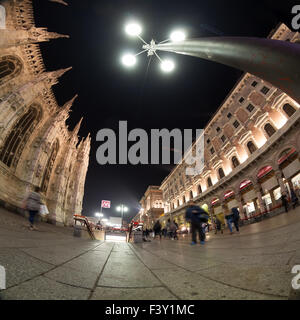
247,141,257,154
264,123,276,137
41,140,59,194
198,184,202,195
189,190,193,200
207,177,212,188
232,156,240,168
283,103,296,118
218,167,225,179
0,105,42,168
183,195,186,203
177,199,180,207
0,55,22,85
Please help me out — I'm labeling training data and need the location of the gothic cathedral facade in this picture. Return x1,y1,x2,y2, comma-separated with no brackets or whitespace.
0,0,90,226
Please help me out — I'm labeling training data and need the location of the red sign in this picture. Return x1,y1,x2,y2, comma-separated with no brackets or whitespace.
240,180,252,190
224,190,235,199
257,166,273,179
211,198,219,205
278,148,297,165
101,200,111,208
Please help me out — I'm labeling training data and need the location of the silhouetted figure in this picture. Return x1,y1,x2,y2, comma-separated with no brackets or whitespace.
281,193,289,212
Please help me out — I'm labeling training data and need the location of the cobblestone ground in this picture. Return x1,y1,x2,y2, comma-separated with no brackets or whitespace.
0,206,300,300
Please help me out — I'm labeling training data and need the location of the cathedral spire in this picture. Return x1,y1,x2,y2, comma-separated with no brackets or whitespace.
28,27,70,43
49,0,69,5
55,95,78,123
62,94,78,112
72,117,83,137
38,66,72,87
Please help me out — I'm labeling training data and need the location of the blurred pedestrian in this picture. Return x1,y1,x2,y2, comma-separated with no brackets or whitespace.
24,186,43,231
281,193,289,212
185,201,209,245
153,220,162,240
231,207,240,233
224,205,234,235
291,189,299,209
214,216,223,234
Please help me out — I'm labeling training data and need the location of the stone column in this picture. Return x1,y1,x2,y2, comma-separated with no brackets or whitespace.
237,194,246,219
254,183,264,214
269,189,277,209
275,169,287,195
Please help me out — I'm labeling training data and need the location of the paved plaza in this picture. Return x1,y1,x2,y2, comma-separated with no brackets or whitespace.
0,207,300,300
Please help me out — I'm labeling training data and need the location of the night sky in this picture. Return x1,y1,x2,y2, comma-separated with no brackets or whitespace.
33,0,296,221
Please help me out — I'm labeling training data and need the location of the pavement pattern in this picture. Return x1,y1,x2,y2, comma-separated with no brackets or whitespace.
0,206,300,300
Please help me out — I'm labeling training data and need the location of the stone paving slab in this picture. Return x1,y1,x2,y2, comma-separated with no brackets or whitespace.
91,286,178,300
152,267,286,300
196,264,292,297
98,251,161,288
0,248,54,288
0,276,90,300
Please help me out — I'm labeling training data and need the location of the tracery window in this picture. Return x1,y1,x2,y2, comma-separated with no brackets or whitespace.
0,55,22,85
41,140,59,194
0,105,41,168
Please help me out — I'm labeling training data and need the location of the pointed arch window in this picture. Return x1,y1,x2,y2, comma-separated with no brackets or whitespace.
218,167,225,179
283,103,296,118
0,55,22,85
247,141,257,154
41,140,59,194
264,123,276,137
0,105,41,168
232,156,240,168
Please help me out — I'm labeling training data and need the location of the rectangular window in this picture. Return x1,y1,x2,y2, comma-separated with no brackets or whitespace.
227,113,232,119
246,103,255,113
233,120,240,129
239,97,245,104
251,81,258,87
210,147,215,155
216,127,221,133
221,135,226,143
261,86,270,95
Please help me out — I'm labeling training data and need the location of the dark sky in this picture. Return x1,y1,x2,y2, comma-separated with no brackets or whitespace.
33,0,296,221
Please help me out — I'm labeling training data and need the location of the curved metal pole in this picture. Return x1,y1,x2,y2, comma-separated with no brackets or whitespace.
154,37,300,103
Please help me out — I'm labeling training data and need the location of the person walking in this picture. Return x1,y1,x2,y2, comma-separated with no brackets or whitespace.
281,193,289,212
24,186,43,231
291,188,299,209
231,207,240,233
173,221,179,240
185,201,209,245
166,219,172,239
224,205,234,235
153,220,162,240
169,221,178,240
214,216,223,234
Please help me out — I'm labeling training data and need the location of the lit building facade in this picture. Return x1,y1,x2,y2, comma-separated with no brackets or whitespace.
154,23,300,228
0,0,90,226
134,186,164,228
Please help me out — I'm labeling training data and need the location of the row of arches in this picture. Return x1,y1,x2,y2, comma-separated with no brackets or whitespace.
172,146,299,210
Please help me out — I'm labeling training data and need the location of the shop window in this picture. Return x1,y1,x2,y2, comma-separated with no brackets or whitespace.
283,103,296,118
264,123,276,137
247,141,257,154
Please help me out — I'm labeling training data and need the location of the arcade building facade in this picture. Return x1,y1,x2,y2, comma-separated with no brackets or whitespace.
135,23,300,230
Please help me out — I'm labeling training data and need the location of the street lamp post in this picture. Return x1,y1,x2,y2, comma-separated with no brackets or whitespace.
121,22,300,103
116,205,128,227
